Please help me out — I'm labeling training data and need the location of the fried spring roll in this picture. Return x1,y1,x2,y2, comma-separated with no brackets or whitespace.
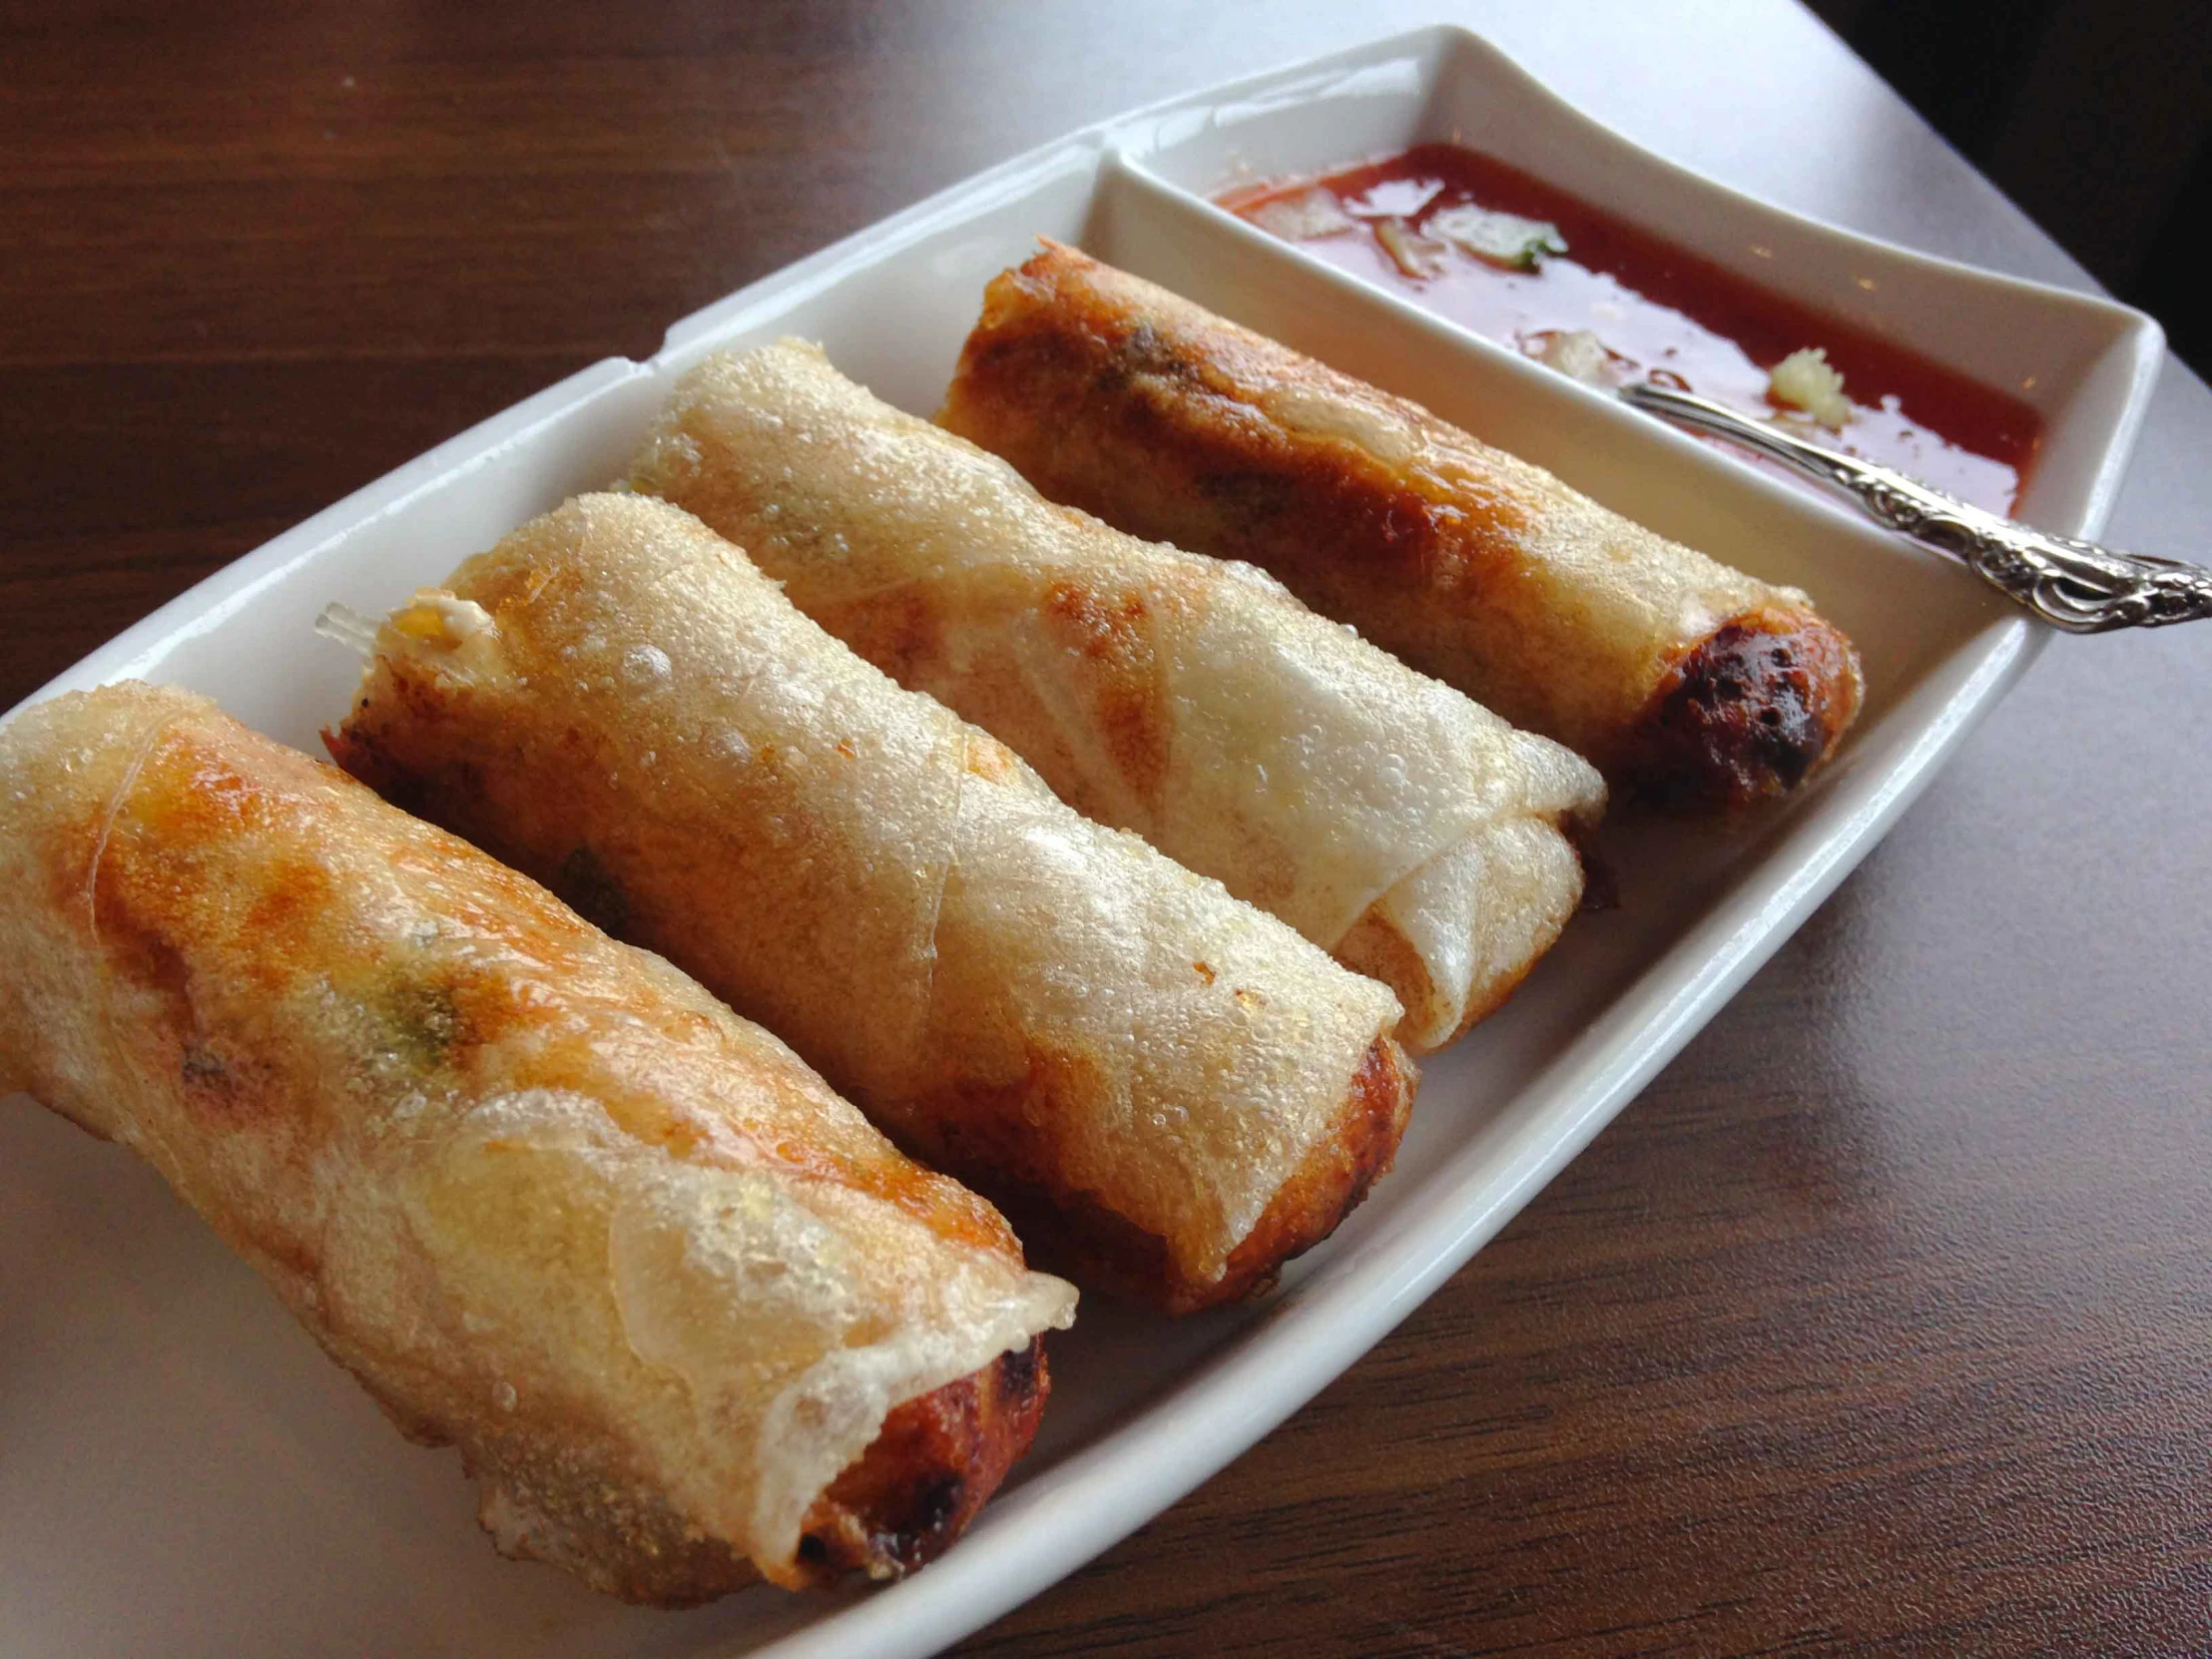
325,494,1415,1313
0,683,1075,1604
626,341,1604,1053
938,242,1866,811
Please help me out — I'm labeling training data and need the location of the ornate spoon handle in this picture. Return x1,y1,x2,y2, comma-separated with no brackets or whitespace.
1619,380,2212,634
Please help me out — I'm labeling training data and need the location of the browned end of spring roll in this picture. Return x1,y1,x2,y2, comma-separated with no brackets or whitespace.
968,1031,1412,1314
794,1337,1049,1587
444,1340,1049,1602
1213,1031,1412,1305
939,241,1864,811
1621,606,1868,813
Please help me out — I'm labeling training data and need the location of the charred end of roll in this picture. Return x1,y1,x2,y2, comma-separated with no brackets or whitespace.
791,1336,1051,1587
466,1340,1050,1606
988,1033,1415,1315
1619,607,1864,813
1203,1032,1415,1310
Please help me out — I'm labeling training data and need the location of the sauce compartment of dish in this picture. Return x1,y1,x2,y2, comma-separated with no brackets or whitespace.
1221,143,2039,513
1116,26,2159,538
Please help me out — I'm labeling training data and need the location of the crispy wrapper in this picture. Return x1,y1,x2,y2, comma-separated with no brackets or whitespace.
0,683,1075,1603
325,494,1417,1313
938,242,1865,811
627,340,1604,1052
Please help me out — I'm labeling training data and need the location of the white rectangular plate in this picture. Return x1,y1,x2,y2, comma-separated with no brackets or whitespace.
0,26,2162,1659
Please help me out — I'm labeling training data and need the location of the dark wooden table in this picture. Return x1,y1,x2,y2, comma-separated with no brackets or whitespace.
8,3,2209,1653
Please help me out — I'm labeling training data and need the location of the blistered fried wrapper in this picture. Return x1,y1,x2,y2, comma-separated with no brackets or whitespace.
627,340,1603,1051
0,684,1074,1603
326,494,1415,1312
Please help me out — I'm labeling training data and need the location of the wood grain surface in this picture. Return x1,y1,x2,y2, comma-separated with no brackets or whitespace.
6,2,2210,1654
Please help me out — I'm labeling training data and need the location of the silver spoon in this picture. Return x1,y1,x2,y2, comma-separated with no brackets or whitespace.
1620,380,2212,634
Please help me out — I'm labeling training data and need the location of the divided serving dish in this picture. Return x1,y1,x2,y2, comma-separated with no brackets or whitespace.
0,25,2163,1659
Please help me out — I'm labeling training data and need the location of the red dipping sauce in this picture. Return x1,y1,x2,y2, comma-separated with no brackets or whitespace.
1222,144,2041,514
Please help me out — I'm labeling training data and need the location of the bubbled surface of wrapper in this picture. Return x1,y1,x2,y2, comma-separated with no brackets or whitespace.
0,684,1074,1590
340,494,1403,1288
628,341,1602,1049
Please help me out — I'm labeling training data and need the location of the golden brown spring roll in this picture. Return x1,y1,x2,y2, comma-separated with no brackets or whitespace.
627,340,1604,1054
939,242,1866,811
324,493,1415,1315
0,682,1075,1604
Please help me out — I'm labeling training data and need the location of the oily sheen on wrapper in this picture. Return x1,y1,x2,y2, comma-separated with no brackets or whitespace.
939,244,1865,811
627,340,1604,1053
325,494,1415,1313
0,684,1074,1603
